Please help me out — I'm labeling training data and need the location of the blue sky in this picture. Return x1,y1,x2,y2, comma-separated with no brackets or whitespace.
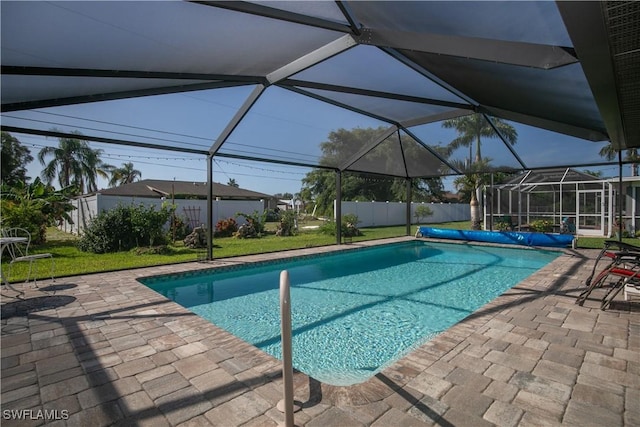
13,84,624,197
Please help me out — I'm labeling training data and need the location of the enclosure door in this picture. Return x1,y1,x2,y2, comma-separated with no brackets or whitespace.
576,189,605,236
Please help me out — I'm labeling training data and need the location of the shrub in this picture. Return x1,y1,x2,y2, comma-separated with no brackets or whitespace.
494,216,513,231
236,210,267,236
0,178,74,244
319,219,338,236
265,208,280,222
169,214,190,241
413,205,433,224
276,210,297,236
215,217,238,237
529,219,553,232
78,203,172,253
235,222,258,238
342,213,362,237
318,214,362,238
0,200,47,244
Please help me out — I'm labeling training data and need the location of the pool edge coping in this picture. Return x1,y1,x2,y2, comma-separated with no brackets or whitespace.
131,235,575,405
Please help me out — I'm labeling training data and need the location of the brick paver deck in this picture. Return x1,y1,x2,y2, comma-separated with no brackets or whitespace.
1,237,638,426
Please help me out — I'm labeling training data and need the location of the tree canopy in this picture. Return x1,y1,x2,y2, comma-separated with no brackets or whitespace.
38,130,113,194
300,127,445,215
599,144,638,176
108,162,142,187
1,132,33,187
442,114,517,166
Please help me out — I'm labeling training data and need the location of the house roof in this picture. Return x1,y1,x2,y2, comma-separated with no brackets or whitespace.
1,1,638,179
96,180,273,200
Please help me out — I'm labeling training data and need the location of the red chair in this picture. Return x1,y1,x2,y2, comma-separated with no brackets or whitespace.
577,245,640,309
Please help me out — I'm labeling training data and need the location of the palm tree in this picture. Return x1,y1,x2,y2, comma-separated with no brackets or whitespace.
227,178,239,188
442,114,517,165
599,144,639,176
108,162,142,187
451,159,492,229
38,131,112,194
443,114,517,228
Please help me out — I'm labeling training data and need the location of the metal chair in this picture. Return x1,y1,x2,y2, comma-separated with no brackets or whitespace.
577,246,640,310
1,228,54,286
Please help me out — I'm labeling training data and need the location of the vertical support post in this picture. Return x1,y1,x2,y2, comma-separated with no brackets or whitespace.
489,173,494,231
336,170,342,245
207,154,214,260
517,183,522,231
406,178,412,235
618,150,623,242
278,270,295,427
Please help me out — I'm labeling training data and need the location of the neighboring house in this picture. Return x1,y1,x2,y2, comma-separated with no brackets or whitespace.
441,191,463,203
96,180,274,202
277,199,305,213
486,168,640,237
61,180,276,235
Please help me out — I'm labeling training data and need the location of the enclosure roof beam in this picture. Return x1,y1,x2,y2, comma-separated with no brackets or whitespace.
483,113,527,169
267,34,357,84
340,125,398,171
209,84,266,155
400,126,462,175
356,28,577,69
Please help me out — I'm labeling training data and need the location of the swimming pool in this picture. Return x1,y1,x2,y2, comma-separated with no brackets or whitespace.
140,241,560,385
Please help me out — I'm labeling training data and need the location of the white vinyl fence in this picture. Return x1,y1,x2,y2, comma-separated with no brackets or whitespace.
60,194,264,235
337,201,470,227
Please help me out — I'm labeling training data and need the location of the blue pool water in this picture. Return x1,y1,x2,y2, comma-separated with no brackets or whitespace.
140,241,559,385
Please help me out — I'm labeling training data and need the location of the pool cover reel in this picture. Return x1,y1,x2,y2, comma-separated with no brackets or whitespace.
417,227,574,248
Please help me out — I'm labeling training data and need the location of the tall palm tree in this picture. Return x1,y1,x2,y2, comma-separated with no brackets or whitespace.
108,162,142,187
443,114,517,228
442,114,517,165
38,131,112,194
451,159,492,229
599,144,639,176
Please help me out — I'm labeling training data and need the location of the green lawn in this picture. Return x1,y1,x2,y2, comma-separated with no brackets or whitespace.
3,221,636,282
3,223,422,282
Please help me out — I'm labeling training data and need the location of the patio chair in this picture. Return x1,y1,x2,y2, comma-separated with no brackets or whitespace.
600,267,640,310
582,240,640,288
1,228,54,286
577,249,640,308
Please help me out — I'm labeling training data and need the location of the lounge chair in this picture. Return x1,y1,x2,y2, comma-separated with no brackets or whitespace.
599,266,640,310
577,242,640,309
1,228,55,287
582,240,640,288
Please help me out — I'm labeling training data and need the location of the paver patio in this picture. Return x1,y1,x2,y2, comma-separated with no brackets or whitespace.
1,237,638,426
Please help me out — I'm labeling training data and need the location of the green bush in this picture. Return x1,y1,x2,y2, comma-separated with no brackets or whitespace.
529,219,553,232
236,210,267,236
215,217,238,237
318,214,362,238
276,210,297,236
78,204,172,253
169,214,190,241
413,205,433,224
319,219,338,236
0,178,74,244
494,215,513,231
342,213,362,237
0,200,47,244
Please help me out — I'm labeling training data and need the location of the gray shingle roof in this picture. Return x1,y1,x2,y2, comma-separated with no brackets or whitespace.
97,180,273,200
